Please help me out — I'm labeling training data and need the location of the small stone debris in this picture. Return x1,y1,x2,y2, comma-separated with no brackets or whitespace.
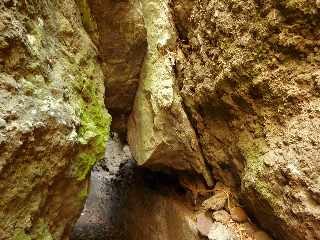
229,207,248,223
212,210,231,224
253,231,273,240
202,192,228,211
196,212,214,236
208,222,237,240
0,118,6,129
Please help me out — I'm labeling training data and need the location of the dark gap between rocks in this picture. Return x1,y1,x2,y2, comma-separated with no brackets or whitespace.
70,134,195,240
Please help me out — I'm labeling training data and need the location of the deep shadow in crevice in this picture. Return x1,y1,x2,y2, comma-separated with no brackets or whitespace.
70,136,192,240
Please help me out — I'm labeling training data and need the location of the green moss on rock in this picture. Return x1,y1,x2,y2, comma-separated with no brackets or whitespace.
239,131,280,210
79,183,89,201
73,72,111,181
14,230,31,240
32,219,54,240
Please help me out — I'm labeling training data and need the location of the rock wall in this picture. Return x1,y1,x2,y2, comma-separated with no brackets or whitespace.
72,136,273,240
2,0,320,239
0,0,110,239
172,0,320,239
85,0,147,139
125,0,320,239
127,0,213,187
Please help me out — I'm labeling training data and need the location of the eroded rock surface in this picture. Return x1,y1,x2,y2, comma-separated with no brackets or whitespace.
127,0,213,187
0,0,110,238
124,0,320,238
173,0,320,239
2,0,320,239
72,141,273,240
85,0,147,138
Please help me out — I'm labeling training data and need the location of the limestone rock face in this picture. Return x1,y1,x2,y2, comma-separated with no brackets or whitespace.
125,1,320,237
0,0,110,239
86,0,147,138
173,0,320,239
127,0,213,186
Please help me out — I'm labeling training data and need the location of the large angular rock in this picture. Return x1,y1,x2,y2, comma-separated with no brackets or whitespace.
127,0,213,186
173,0,320,239
0,0,110,239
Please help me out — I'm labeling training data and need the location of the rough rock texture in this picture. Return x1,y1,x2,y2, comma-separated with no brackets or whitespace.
127,0,213,186
117,0,320,238
3,0,319,239
0,0,110,239
208,222,236,240
73,0,319,239
85,0,147,138
71,135,133,240
172,0,320,239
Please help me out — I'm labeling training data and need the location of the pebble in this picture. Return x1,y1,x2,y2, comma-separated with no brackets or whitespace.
0,118,6,129
196,212,213,236
253,231,273,240
229,207,248,223
202,192,228,211
212,210,231,224
208,222,237,240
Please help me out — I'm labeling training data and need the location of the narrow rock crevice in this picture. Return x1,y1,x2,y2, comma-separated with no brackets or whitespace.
74,0,320,239
2,0,320,239
83,0,148,140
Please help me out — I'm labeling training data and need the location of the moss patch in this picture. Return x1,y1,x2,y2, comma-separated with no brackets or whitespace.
31,219,54,240
14,230,31,240
79,185,89,202
72,68,111,181
238,131,280,209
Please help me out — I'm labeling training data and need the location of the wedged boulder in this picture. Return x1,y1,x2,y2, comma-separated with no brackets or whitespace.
127,0,213,187
0,0,110,239
173,0,320,239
